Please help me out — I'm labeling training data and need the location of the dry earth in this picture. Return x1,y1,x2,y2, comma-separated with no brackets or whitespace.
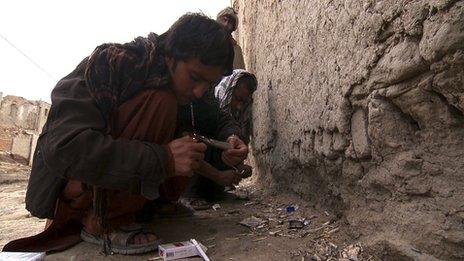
1,159,441,260
0,159,44,249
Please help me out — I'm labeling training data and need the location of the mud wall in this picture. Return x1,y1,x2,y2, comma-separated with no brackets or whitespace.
233,0,464,259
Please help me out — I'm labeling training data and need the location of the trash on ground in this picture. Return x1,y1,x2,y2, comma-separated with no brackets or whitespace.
191,238,210,261
234,190,250,200
239,216,266,229
269,229,282,236
252,236,268,242
0,252,45,261
212,204,221,211
227,209,240,214
158,240,208,261
288,218,309,229
340,243,362,261
327,227,339,234
286,204,299,213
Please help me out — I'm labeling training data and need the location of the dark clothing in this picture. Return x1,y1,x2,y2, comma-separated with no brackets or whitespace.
85,33,169,122
214,69,257,144
25,57,170,219
177,89,241,141
178,90,241,200
25,33,241,220
4,89,185,253
6,32,242,253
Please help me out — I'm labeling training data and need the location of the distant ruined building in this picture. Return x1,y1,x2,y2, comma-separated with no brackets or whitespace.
0,93,50,165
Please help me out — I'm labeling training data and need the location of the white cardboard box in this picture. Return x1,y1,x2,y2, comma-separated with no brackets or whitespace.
0,252,45,261
158,241,207,260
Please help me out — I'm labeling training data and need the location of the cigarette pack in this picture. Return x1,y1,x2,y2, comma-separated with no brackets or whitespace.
158,241,206,260
0,252,45,261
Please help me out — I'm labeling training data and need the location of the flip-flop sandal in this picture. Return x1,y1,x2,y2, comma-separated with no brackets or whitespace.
81,224,161,255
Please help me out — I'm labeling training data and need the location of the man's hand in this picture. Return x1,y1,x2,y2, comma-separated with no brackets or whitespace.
167,136,207,177
214,170,242,187
222,135,248,167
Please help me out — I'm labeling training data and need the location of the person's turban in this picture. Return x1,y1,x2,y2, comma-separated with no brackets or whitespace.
216,7,238,31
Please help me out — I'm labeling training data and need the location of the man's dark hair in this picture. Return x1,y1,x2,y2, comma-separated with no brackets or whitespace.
237,75,257,93
164,13,234,75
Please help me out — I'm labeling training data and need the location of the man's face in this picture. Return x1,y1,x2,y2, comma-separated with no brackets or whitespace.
219,16,235,33
231,83,251,111
166,57,224,105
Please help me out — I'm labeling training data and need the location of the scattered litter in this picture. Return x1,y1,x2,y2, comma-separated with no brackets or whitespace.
269,229,282,236
225,237,240,241
288,217,310,229
158,240,208,261
212,204,221,211
288,218,306,229
252,237,268,242
411,247,421,253
324,211,330,216
227,209,239,214
328,242,338,249
299,231,310,238
239,216,266,229
191,238,210,261
256,224,266,229
234,190,250,200
340,243,362,261
280,233,300,239
322,221,331,226
286,204,299,213
0,252,46,261
244,201,257,206
327,227,339,235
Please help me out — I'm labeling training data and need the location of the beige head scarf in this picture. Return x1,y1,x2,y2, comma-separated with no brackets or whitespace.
216,7,238,31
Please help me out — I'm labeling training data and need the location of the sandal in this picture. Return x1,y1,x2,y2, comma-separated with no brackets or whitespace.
80,224,161,255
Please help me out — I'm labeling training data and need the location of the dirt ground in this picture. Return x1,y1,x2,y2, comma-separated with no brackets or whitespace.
0,160,376,261
0,160,44,249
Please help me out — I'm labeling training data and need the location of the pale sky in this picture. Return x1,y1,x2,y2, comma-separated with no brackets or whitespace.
0,0,230,102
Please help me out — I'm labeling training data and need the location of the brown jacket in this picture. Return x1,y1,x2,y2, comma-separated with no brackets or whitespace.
26,37,242,219
25,58,172,218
